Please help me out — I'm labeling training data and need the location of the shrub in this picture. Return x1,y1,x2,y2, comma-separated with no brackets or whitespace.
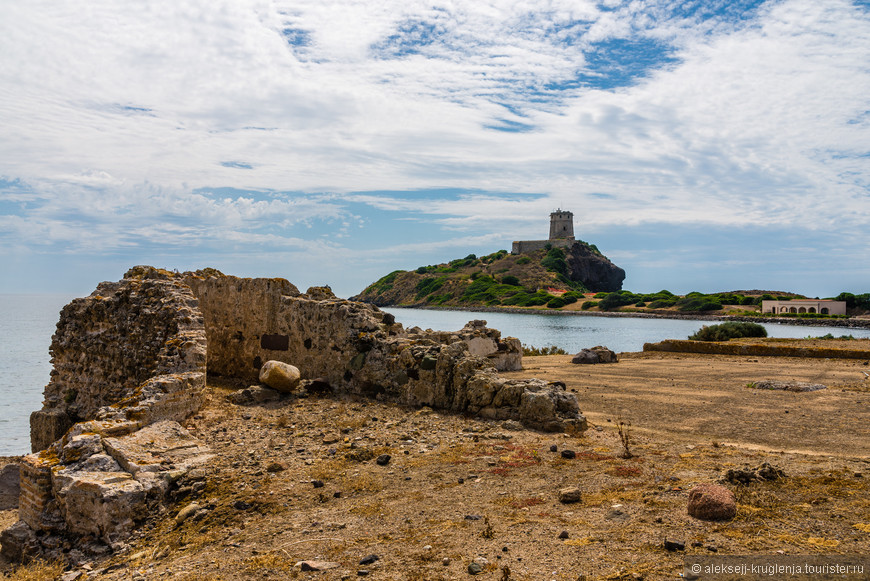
677,296,722,312
415,276,447,300
647,299,676,309
516,256,531,265
598,292,638,311
502,275,520,287
541,247,568,276
547,297,567,309
522,344,568,356
688,322,768,342
581,300,597,310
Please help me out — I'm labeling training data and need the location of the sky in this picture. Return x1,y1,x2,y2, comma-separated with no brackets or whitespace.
1,0,868,299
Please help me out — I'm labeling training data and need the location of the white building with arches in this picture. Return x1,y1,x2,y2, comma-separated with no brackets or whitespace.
761,299,846,316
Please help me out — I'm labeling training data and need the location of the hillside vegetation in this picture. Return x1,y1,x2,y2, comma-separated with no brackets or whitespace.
352,243,624,308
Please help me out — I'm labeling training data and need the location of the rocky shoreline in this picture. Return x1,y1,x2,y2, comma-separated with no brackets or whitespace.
385,304,870,329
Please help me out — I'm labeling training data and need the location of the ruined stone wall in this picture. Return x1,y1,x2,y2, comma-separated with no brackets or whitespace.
4,267,212,563
182,274,300,381
30,266,206,451
510,239,574,255
181,272,582,432
3,266,586,564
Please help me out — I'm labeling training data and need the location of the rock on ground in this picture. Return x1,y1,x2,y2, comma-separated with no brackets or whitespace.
258,361,301,393
687,483,737,521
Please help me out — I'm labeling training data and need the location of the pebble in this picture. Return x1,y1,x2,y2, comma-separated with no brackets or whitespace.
442,557,451,566
312,480,325,488
359,554,379,565
558,487,582,504
468,556,488,575
376,454,391,466
297,561,341,571
174,503,200,525
663,539,685,552
549,445,558,453
561,450,576,459
464,514,482,521
558,530,569,539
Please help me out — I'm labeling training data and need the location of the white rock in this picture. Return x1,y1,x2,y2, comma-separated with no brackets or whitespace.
259,360,301,392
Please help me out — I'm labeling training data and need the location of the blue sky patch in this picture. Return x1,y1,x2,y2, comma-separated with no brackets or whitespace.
371,19,448,58
219,161,254,170
484,118,536,133
281,27,311,47
580,37,679,90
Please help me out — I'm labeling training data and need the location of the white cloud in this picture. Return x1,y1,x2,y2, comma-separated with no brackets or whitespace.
1,0,869,294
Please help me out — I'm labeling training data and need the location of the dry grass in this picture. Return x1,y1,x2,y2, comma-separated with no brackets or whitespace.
4,560,65,581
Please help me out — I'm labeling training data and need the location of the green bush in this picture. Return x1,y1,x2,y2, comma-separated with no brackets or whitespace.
415,276,447,300
541,247,568,276
647,299,676,309
598,292,638,311
502,275,520,287
516,256,531,265
547,297,567,309
581,300,597,310
677,296,722,312
688,322,768,342
522,344,568,356
364,270,403,295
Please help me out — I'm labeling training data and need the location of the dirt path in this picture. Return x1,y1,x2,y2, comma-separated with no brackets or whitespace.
505,352,870,458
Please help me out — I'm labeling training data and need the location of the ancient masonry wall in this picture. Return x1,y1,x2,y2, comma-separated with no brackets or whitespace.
2,267,211,563
511,238,574,255
3,266,586,563
30,267,207,451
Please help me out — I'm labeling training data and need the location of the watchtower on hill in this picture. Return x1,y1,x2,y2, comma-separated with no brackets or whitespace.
549,210,574,240
511,209,576,254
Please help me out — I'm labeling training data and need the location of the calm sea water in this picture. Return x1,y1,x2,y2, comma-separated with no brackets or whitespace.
0,294,74,456
2,296,868,456
383,307,870,353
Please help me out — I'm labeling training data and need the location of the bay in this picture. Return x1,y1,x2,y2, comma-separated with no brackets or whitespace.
0,294,74,456
2,295,868,457
383,307,870,354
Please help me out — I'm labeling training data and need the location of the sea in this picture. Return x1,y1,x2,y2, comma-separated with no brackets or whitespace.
2,295,869,457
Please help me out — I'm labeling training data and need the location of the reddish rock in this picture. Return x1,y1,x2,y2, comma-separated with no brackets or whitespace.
687,484,737,521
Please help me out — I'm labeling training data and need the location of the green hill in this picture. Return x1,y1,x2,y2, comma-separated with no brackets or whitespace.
352,242,625,308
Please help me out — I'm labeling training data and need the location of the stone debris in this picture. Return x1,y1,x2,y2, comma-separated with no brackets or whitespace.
723,462,785,485
748,380,826,392
571,346,618,365
663,539,686,551
558,487,582,504
297,560,341,571
1,265,589,564
227,385,280,405
258,360,301,393
0,462,20,510
687,483,737,521
468,556,489,575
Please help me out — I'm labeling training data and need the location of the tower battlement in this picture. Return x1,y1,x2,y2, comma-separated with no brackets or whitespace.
511,209,576,254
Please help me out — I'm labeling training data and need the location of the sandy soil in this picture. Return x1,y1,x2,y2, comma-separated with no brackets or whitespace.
508,350,870,457
2,349,869,581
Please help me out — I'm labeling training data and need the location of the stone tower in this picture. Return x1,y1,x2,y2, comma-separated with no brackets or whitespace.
549,210,574,240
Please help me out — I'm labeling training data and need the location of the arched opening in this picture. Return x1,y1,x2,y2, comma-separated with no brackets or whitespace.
789,307,797,313
821,307,829,314
798,307,807,313
781,307,789,314
808,307,816,313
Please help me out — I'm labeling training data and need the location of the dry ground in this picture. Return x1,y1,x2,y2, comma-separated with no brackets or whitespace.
3,345,870,581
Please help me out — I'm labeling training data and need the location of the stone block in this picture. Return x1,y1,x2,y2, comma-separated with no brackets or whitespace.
259,360,301,392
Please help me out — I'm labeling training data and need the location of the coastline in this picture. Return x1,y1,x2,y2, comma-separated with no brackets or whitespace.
383,303,870,329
